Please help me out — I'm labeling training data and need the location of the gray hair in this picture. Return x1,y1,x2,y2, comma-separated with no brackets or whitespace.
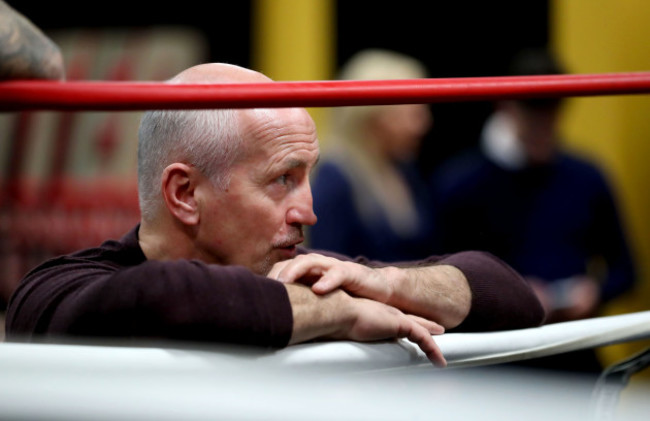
137,108,242,221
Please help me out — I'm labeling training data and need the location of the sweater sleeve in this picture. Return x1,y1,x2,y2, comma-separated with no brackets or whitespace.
6,259,293,348
309,248,546,332
437,251,546,331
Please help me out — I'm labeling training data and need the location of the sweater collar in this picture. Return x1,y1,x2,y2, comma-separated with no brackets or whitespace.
118,223,148,264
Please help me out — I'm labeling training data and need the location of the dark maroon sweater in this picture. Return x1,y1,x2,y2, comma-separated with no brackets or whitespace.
5,225,544,347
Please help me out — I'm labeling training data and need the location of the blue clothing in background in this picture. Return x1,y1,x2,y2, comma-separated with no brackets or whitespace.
432,149,635,302
310,161,436,261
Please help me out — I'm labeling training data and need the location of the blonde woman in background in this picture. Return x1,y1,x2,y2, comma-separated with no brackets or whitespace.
309,50,435,260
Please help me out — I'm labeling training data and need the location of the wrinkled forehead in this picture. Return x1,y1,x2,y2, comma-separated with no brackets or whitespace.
240,108,317,140
234,107,319,163
247,107,315,125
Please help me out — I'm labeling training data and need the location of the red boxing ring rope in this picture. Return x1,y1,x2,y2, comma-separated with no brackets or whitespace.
1,72,650,111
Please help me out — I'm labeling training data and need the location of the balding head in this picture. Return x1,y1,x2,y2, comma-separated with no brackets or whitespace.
136,63,320,270
137,63,272,222
170,62,271,84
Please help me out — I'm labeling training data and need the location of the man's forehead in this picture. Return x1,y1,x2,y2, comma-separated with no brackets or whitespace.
246,107,314,125
238,107,318,140
235,107,319,162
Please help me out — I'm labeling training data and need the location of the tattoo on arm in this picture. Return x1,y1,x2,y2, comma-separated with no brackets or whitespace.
0,1,64,80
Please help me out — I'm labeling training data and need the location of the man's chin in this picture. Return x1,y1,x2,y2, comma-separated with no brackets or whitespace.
258,248,298,276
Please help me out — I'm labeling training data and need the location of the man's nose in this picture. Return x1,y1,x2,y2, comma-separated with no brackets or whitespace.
286,184,318,226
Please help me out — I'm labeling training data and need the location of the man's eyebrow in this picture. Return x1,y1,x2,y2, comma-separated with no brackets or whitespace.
286,154,320,170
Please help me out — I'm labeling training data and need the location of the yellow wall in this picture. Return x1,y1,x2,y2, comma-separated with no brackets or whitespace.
552,0,650,367
251,0,335,139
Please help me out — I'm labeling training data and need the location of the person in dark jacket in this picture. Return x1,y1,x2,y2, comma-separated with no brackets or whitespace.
432,49,636,372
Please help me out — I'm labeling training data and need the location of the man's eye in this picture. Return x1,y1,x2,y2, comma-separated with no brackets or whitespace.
275,174,288,185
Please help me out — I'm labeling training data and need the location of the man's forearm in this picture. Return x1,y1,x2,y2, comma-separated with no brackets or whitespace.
274,250,545,333
273,253,472,330
285,283,351,345
379,264,471,329
283,282,447,366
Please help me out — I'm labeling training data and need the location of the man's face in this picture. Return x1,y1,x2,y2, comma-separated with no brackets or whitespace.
512,104,561,165
372,104,432,162
196,108,319,275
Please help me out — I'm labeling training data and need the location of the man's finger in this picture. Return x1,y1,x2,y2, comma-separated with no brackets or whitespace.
406,322,447,368
268,260,291,281
407,314,445,335
274,254,332,284
311,269,347,294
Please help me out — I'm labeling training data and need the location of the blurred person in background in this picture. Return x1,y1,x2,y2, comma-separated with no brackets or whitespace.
309,49,435,261
432,48,636,373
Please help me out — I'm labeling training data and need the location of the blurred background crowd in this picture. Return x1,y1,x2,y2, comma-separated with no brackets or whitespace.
1,0,649,376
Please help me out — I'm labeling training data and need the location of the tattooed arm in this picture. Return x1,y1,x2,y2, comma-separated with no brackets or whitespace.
0,1,64,80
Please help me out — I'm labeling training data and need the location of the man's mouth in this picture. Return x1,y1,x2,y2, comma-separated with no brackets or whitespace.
277,242,299,250
274,238,303,251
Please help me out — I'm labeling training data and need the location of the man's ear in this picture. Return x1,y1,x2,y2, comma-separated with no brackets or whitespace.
161,163,200,226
